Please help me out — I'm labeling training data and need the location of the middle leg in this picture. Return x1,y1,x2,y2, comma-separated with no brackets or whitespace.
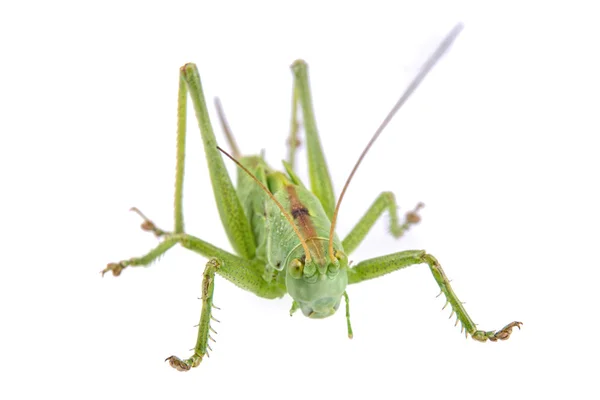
103,229,278,299
342,191,423,255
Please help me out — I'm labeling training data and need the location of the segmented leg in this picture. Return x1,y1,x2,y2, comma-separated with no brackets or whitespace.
179,63,256,259
102,213,283,299
102,237,178,277
105,213,283,371
286,82,301,170
347,250,522,342
174,74,187,233
342,191,424,255
166,258,220,371
291,60,336,218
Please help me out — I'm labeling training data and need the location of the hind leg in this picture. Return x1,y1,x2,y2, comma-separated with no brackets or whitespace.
291,60,336,218
286,82,301,170
178,64,256,259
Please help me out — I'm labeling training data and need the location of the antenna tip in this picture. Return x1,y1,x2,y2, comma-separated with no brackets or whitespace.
448,23,465,41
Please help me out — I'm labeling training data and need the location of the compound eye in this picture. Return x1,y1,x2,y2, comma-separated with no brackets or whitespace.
289,258,304,279
334,250,345,261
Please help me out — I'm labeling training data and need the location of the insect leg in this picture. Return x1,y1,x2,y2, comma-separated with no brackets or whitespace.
166,258,220,371
104,230,283,370
286,82,300,170
179,63,256,259
347,250,522,342
102,237,178,277
103,230,279,295
290,60,336,218
177,234,283,298
173,74,187,233
342,192,423,255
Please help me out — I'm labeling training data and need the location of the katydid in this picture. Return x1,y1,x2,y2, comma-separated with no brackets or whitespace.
103,23,521,372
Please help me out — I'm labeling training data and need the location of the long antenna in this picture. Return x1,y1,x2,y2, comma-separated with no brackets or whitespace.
217,146,312,262
328,23,464,261
215,98,242,159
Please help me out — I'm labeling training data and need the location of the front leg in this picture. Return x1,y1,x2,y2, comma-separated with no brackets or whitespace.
104,216,285,370
342,191,423,255
166,258,220,371
348,250,522,342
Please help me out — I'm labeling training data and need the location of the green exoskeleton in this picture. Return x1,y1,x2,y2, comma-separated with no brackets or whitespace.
103,24,521,372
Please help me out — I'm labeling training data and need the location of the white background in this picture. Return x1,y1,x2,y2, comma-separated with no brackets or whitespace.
1,1,599,399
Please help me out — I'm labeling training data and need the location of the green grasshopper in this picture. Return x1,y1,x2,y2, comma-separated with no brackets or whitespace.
103,24,521,372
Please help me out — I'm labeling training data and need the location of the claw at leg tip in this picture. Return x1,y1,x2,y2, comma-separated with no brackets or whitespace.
165,355,191,372
101,263,122,277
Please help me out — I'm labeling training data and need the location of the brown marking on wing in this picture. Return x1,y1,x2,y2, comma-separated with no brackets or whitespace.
291,207,309,219
286,186,325,264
